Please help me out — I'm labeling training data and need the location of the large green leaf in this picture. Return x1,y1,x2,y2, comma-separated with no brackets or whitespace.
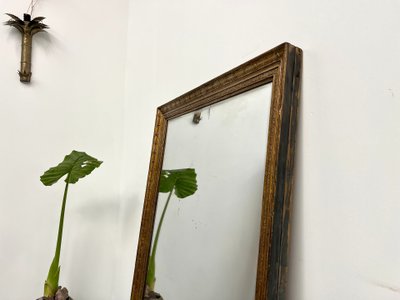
159,168,197,198
40,150,102,186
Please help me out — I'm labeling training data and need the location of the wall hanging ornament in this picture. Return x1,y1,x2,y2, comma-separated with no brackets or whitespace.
4,12,48,83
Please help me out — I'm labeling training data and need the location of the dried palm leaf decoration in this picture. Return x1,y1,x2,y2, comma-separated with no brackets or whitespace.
4,13,48,83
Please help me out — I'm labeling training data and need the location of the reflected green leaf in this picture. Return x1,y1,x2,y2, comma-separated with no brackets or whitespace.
147,168,198,291
159,168,197,198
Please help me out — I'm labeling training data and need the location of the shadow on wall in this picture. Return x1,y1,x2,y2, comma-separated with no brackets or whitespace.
66,197,120,299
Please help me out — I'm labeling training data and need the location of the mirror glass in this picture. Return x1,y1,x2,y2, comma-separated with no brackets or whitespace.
146,83,272,300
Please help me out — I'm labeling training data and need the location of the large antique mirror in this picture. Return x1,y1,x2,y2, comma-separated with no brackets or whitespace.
131,43,302,300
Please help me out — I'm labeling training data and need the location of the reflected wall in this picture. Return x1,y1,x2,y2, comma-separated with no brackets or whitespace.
150,84,272,300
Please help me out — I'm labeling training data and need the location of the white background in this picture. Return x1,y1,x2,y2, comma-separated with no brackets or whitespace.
0,0,399,299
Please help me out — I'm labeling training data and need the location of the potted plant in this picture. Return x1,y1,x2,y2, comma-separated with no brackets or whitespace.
36,151,102,300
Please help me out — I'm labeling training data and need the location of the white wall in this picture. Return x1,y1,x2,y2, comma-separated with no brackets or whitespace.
1,0,400,299
0,0,129,299
119,1,400,300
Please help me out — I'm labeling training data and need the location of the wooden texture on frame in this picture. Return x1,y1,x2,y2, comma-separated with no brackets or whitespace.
131,42,302,300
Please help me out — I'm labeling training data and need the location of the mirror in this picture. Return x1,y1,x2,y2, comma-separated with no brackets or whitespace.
151,84,272,300
131,43,302,300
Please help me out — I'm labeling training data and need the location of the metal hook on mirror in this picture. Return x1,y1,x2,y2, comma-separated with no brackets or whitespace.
192,112,201,124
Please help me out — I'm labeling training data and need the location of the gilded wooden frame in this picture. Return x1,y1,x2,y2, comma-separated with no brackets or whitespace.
131,42,302,300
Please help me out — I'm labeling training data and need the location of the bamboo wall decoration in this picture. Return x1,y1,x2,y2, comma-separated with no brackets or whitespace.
4,13,48,83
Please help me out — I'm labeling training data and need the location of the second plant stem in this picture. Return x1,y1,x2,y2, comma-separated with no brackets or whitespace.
147,189,173,291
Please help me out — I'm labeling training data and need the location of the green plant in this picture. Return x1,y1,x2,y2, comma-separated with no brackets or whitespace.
40,151,102,298
146,168,198,291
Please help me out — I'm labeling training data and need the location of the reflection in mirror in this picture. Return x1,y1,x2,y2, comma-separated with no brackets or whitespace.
146,84,272,300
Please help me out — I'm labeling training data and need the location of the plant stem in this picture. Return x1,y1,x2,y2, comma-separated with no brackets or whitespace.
44,173,70,297
54,174,70,266
147,190,173,290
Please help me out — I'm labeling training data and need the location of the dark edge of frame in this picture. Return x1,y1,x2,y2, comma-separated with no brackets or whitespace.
267,45,302,299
